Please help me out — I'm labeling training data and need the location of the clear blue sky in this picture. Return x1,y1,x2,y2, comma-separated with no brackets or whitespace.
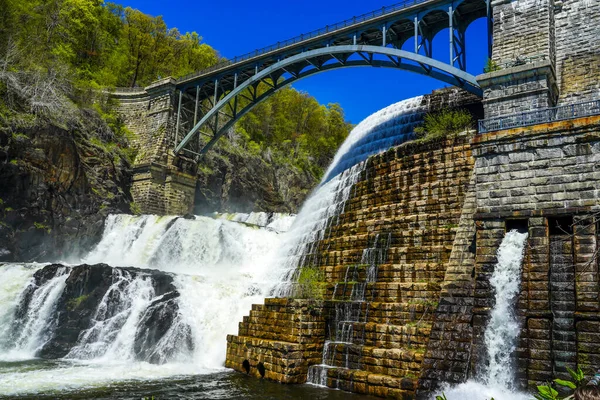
119,0,489,123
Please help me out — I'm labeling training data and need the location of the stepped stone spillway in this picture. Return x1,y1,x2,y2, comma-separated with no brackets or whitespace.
226,135,476,397
227,113,600,398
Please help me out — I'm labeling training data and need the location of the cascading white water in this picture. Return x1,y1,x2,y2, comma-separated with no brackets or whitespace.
65,269,158,362
440,230,529,400
322,96,424,183
213,211,296,232
0,265,69,361
272,97,427,296
84,214,292,366
85,214,285,276
0,214,291,396
484,230,529,388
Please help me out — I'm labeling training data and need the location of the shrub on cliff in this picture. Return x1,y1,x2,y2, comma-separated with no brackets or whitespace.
414,108,474,143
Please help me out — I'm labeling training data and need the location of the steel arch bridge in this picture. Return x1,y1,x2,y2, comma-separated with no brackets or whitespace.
173,0,491,158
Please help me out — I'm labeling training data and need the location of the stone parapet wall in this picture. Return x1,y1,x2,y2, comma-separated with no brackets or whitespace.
114,78,176,166
477,62,558,119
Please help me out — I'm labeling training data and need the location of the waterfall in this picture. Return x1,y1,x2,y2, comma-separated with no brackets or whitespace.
441,230,529,399
272,96,427,296
84,214,285,276
0,214,291,396
213,211,295,232
0,264,67,361
483,230,529,388
307,234,391,386
322,96,424,183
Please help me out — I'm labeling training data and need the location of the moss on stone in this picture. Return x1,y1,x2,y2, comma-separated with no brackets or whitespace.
66,294,90,311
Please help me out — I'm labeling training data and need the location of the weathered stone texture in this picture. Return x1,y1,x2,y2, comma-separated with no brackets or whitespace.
491,0,554,64
225,298,326,383
554,0,600,104
478,61,557,118
114,79,197,215
479,0,559,119
473,116,600,217
483,0,600,119
227,137,475,398
418,171,478,392
313,137,475,398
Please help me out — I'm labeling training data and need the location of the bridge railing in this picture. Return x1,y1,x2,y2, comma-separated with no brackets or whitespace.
177,0,431,83
478,99,600,134
111,87,147,94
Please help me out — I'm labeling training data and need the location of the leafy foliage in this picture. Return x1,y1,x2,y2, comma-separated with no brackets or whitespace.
536,383,560,400
414,109,474,143
567,366,586,387
535,367,587,400
237,88,352,178
0,0,351,182
0,0,219,89
484,58,501,73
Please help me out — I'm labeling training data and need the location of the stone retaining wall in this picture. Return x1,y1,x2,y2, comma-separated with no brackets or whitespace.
113,79,197,214
225,298,326,383
470,116,600,389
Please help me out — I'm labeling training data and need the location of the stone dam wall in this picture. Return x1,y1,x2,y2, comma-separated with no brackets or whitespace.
227,136,477,398
226,115,600,398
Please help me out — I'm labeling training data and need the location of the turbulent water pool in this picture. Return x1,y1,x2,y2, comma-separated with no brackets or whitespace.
0,362,373,399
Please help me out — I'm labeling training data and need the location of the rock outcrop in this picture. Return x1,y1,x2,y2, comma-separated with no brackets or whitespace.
195,146,316,214
0,110,133,262
12,263,186,362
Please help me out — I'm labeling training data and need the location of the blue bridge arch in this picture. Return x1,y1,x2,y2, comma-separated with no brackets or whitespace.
172,0,492,157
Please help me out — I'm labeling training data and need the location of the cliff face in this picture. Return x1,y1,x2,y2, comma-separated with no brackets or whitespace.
0,110,132,262
194,145,317,214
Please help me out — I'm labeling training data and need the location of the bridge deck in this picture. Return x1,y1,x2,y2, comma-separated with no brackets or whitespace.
176,0,487,90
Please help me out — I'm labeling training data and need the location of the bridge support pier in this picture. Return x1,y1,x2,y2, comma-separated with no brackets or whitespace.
478,0,559,119
478,61,558,119
113,78,197,215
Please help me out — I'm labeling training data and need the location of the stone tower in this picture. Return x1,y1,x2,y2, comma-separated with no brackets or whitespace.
478,0,559,118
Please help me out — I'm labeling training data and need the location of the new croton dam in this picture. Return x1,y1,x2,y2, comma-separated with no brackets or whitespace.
0,0,599,399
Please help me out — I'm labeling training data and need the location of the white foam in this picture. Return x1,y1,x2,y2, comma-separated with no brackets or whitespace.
441,230,529,399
